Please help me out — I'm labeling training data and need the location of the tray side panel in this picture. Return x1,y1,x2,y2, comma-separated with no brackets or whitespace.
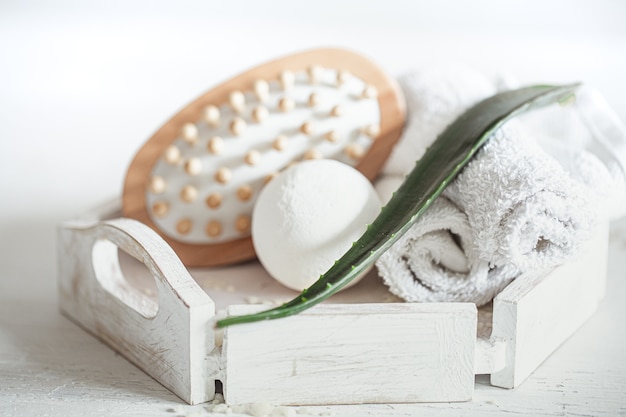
490,222,609,388
223,303,476,405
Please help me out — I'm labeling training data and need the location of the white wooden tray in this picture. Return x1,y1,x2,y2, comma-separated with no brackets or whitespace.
57,199,609,406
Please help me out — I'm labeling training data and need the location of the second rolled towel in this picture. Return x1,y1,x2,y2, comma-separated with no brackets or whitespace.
376,176,519,306
375,65,622,306
376,121,599,306
444,122,597,271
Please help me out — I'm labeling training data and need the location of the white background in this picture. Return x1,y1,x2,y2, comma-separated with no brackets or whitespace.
1,0,625,220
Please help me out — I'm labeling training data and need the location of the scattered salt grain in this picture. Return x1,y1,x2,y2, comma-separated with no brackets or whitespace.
214,328,224,347
185,411,208,417
230,404,248,414
249,402,275,417
270,406,297,417
211,403,229,413
245,296,262,304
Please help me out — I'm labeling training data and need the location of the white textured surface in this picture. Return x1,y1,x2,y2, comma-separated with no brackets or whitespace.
252,160,381,290
2,1,626,416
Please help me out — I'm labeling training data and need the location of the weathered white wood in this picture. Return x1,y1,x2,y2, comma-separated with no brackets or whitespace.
474,338,507,375
55,199,611,407
490,222,609,389
223,303,477,405
57,217,218,404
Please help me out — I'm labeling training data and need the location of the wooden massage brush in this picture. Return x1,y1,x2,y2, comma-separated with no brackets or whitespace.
122,48,406,266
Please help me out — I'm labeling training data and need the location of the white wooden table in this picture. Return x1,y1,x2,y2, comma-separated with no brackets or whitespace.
1,216,625,416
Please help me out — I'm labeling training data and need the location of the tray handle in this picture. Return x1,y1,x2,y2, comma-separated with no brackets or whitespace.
58,216,217,404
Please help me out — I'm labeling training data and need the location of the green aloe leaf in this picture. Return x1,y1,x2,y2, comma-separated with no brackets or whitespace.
216,83,581,328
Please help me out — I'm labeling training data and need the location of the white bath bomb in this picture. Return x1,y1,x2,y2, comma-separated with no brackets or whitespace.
252,160,382,291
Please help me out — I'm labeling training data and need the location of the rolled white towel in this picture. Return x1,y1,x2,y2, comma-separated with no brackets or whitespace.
375,65,610,305
444,121,598,271
386,66,626,217
375,176,518,306
382,65,498,177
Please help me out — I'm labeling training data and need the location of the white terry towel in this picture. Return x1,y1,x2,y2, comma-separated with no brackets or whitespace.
376,66,610,305
375,177,519,306
444,122,597,271
382,64,499,177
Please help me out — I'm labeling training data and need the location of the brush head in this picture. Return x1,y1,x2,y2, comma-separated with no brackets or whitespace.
123,48,406,266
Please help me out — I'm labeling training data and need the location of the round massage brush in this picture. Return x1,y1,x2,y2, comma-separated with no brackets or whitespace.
123,48,406,267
